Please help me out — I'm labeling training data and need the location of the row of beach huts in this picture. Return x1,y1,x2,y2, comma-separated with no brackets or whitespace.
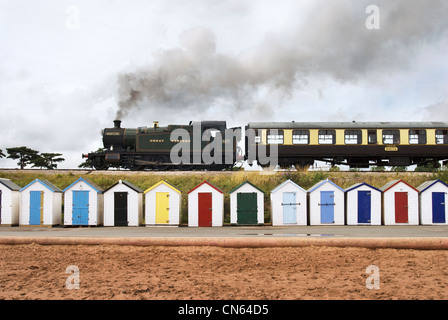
0,177,447,227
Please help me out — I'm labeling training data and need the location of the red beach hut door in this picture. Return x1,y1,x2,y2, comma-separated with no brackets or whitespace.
395,192,408,223
198,193,213,227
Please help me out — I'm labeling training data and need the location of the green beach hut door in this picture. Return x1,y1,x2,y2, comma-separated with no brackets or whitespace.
237,192,257,225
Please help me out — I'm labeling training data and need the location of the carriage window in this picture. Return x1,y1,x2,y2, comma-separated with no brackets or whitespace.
345,130,362,144
382,130,400,144
318,130,335,144
292,130,309,144
436,130,448,144
409,130,426,144
368,130,377,144
267,129,284,144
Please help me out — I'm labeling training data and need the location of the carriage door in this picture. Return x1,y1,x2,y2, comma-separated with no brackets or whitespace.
237,193,258,224
320,191,334,224
198,193,213,227
156,192,170,224
432,192,446,223
114,192,128,226
30,191,43,225
72,190,89,225
395,192,408,223
283,192,297,224
358,191,371,223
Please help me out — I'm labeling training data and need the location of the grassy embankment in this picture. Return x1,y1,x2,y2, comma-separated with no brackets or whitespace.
1,169,447,224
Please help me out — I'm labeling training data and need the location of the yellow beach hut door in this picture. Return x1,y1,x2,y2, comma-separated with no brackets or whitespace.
156,192,170,224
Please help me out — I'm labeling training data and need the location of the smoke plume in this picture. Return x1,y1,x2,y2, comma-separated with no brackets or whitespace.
116,0,448,120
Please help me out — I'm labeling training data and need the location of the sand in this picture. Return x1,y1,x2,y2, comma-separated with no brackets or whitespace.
0,244,447,300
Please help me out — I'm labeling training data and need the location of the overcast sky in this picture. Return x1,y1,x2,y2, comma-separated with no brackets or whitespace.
0,0,447,169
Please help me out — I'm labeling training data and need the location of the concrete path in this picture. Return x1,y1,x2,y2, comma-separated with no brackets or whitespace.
1,225,448,249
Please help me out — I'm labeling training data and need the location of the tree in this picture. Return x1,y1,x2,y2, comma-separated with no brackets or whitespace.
0,149,5,158
6,147,40,169
32,153,65,169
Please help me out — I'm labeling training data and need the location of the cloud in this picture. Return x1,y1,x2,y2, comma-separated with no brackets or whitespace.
115,0,448,121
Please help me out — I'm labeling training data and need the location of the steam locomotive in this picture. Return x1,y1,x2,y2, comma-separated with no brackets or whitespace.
83,120,448,170
83,120,241,170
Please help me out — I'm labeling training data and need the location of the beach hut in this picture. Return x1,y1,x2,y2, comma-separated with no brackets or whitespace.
144,180,181,226
417,179,448,225
103,180,143,226
63,177,104,226
270,180,307,226
0,178,21,225
380,179,419,225
345,182,382,225
230,181,264,225
308,179,345,225
20,179,62,226
188,181,224,227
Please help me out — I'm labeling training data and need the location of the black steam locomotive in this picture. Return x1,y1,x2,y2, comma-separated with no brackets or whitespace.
83,120,241,170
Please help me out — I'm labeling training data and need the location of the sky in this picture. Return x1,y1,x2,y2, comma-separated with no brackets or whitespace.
0,0,447,169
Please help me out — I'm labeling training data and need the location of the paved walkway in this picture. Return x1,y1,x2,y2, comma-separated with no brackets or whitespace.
1,224,448,238
1,225,448,249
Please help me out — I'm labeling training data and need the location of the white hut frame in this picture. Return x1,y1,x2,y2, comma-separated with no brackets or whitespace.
144,180,181,226
188,181,224,227
417,179,448,225
308,179,345,225
63,177,104,226
270,180,307,226
345,182,382,225
20,179,62,226
230,181,264,225
0,178,21,225
104,180,143,226
380,179,419,225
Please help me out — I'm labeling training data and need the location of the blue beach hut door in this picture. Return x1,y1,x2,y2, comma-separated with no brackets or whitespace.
432,192,446,223
357,191,372,223
282,192,297,224
30,191,43,225
72,190,89,225
320,191,334,223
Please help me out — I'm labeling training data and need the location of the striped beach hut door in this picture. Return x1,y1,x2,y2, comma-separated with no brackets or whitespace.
358,191,371,223
320,191,334,223
72,190,89,225
114,192,128,226
30,191,43,225
283,192,297,224
237,193,257,224
156,192,170,224
395,192,408,223
198,192,212,227
432,192,446,223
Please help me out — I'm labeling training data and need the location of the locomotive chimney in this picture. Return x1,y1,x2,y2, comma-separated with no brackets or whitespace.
113,120,122,128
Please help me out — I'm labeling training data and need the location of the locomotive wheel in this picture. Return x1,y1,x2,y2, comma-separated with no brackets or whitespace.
93,157,108,170
155,156,171,171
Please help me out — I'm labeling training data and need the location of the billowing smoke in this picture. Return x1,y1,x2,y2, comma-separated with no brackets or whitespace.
116,0,448,120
